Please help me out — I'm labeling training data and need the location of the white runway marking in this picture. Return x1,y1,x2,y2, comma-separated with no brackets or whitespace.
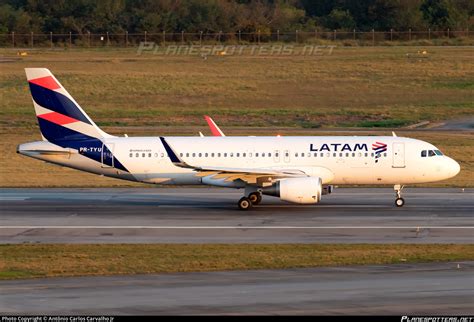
0,197,29,201
1,226,472,229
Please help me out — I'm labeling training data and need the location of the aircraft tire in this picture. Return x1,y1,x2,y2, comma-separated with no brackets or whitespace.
238,197,253,210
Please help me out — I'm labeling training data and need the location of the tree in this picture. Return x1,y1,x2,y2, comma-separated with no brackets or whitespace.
325,9,355,30
421,0,458,29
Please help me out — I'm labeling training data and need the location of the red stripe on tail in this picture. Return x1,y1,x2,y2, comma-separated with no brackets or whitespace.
29,76,60,90
37,111,79,125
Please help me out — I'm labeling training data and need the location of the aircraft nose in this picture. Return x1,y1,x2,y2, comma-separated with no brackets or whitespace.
446,157,460,178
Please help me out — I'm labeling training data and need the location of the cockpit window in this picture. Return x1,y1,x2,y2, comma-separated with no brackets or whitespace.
422,149,443,157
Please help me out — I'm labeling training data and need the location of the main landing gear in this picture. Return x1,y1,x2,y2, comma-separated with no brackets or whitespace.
394,184,405,207
238,197,252,210
248,192,262,205
238,191,263,210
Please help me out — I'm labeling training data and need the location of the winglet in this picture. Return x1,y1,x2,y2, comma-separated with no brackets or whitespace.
159,137,193,168
392,131,397,137
204,115,225,137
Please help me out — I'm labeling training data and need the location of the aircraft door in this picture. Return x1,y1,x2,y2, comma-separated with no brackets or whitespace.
101,143,114,168
273,150,280,163
246,149,255,166
392,142,405,168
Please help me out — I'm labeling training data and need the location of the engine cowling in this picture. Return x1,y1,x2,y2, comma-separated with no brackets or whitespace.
262,177,322,204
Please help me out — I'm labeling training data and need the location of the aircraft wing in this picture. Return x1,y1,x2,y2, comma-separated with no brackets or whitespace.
159,137,306,184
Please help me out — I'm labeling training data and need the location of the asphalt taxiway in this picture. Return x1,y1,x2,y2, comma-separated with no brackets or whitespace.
0,187,472,243
1,261,472,315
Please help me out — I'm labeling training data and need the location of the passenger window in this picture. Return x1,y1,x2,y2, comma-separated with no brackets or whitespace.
186,153,189,157
295,153,298,157
255,153,259,157
268,153,271,157
275,153,279,157
285,152,289,157
198,153,202,157
333,153,336,157
205,153,208,157
314,153,317,157
161,153,164,158
339,153,343,157
136,153,139,157
384,153,387,157
211,153,215,157
365,153,368,157
224,153,227,157
129,153,133,157
345,153,349,157
192,153,196,157
352,153,355,157
307,152,311,157
262,153,265,157
371,153,374,157
421,150,426,157
218,153,221,157
321,153,324,157
180,153,183,157
237,153,240,157
230,153,234,157
148,153,152,157
243,153,246,157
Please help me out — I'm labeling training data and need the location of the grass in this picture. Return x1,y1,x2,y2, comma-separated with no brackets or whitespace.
357,119,409,128
0,46,472,128
0,244,472,280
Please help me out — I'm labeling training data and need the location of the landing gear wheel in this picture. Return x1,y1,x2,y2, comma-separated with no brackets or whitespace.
238,197,253,210
395,197,405,207
248,192,262,205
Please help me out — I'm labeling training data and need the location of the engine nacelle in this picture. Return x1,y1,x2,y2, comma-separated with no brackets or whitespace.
262,177,322,204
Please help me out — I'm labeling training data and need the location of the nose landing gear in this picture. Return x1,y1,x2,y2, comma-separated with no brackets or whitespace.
394,184,405,207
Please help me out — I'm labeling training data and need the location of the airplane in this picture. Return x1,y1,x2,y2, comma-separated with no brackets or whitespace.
18,68,461,210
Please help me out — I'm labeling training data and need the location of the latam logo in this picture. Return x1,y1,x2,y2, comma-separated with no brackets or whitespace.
372,142,387,163
310,143,368,152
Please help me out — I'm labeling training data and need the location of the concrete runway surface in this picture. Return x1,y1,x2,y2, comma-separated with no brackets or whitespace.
0,187,473,243
1,261,473,315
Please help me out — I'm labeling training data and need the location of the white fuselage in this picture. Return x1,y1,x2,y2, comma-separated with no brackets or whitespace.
19,136,460,186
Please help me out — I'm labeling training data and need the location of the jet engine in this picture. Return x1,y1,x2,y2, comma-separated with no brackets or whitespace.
262,177,322,204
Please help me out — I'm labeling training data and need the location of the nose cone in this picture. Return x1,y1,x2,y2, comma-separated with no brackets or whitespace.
445,157,461,178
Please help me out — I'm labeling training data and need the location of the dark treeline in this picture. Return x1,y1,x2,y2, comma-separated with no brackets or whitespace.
0,0,472,35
